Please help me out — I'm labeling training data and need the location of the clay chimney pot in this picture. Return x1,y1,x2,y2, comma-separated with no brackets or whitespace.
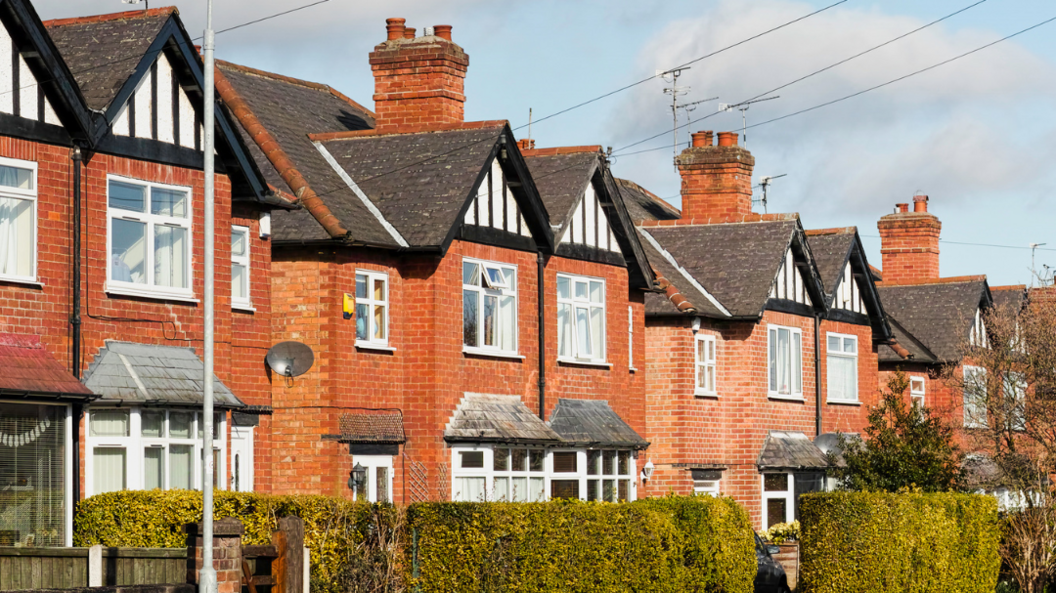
386,18,406,41
403,27,416,39
896,203,909,213
434,25,453,40
913,193,929,213
717,132,738,147
691,132,710,148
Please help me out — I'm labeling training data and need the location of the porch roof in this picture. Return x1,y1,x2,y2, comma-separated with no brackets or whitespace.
0,334,94,400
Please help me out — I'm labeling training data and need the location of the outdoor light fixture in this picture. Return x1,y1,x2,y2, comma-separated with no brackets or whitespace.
691,317,701,333
349,462,367,498
641,460,655,481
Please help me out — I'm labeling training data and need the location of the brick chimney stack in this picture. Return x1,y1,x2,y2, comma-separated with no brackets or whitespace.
370,18,469,133
676,130,755,221
878,193,942,284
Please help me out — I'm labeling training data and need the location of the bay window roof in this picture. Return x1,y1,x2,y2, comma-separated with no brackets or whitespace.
547,399,648,450
0,333,94,400
444,393,562,445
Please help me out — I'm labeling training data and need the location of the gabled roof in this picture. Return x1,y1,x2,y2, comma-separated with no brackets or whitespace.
640,216,825,319
991,285,1027,313
547,399,649,450
445,393,562,445
616,178,680,223
878,316,938,364
0,333,94,400
805,227,892,341
639,230,727,318
877,277,992,364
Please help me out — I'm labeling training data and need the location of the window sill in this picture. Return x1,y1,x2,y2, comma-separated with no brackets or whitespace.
106,283,198,304
462,347,525,360
357,342,396,353
0,276,43,289
629,367,638,373
557,358,612,369
827,399,861,406
768,394,806,402
232,302,256,313
694,391,718,399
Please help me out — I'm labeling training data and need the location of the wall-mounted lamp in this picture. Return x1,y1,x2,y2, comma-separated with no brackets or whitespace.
348,462,367,499
640,460,655,481
691,317,701,334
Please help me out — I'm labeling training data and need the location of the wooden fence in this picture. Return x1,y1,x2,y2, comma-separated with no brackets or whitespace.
0,546,186,590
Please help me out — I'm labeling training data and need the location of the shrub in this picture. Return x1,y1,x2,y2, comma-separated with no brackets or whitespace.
762,521,799,544
799,491,1000,593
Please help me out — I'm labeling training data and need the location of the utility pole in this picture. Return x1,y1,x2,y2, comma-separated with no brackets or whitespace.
201,0,216,590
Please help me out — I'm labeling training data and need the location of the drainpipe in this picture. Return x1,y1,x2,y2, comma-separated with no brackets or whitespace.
71,145,82,507
814,312,822,436
537,252,546,420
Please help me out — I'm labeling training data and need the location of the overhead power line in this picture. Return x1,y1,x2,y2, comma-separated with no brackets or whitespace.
859,235,1056,253
612,0,991,155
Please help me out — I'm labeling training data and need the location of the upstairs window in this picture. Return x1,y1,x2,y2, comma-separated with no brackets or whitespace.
826,333,858,403
695,334,717,396
462,259,517,355
107,177,192,299
910,377,926,407
557,274,606,363
355,270,389,346
1004,371,1026,431
964,365,988,428
231,226,251,310
768,325,803,399
0,158,37,282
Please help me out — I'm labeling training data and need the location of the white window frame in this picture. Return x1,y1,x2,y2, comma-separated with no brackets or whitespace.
1004,371,1027,431
964,365,988,429
462,258,519,357
693,479,721,497
354,270,390,348
762,473,794,529
557,273,607,364
768,325,804,400
826,332,859,404
84,407,226,496
695,334,717,397
105,175,194,302
230,225,252,311
0,156,38,284
351,454,393,503
910,377,926,407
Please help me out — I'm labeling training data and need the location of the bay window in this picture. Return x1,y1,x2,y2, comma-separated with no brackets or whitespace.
557,274,606,363
231,226,251,310
355,270,389,347
826,333,858,403
0,158,36,282
0,403,70,547
107,177,192,299
768,325,803,399
462,259,517,355
695,334,717,396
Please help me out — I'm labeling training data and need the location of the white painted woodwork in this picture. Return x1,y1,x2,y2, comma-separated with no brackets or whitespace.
832,262,867,314
557,181,619,252
0,22,60,124
110,53,199,148
133,69,152,137
156,57,175,144
18,55,35,120
768,249,812,305
178,85,195,149
463,159,531,236
970,307,988,348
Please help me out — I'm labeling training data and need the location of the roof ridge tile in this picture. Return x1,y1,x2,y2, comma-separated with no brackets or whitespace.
44,6,176,27
309,119,507,142
877,275,987,287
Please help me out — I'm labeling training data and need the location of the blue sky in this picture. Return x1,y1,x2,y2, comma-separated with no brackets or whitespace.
37,0,1056,286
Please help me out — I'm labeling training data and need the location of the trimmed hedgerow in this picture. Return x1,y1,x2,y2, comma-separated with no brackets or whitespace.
798,491,1000,593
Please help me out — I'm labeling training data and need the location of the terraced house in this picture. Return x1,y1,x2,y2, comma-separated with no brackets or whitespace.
216,18,657,504
0,2,288,545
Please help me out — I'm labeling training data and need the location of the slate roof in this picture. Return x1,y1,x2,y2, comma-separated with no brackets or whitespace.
639,231,727,318
805,230,856,297
547,399,649,449
757,431,830,470
991,286,1027,314
641,220,802,318
318,125,507,247
879,317,938,364
877,278,990,363
0,334,94,399
616,178,680,223
45,8,173,112
445,393,562,444
339,410,406,444
522,151,597,230
217,62,393,245
82,341,243,407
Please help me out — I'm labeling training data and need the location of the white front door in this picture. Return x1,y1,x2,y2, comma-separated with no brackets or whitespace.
229,426,254,492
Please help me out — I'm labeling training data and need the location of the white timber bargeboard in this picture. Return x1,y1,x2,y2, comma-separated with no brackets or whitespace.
0,21,60,124
769,248,812,306
463,159,531,237
558,182,620,252
111,52,201,148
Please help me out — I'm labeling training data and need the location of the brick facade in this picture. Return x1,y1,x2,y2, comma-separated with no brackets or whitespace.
878,196,941,285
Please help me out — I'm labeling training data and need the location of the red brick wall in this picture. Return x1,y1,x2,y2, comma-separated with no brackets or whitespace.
878,212,941,284
820,319,878,434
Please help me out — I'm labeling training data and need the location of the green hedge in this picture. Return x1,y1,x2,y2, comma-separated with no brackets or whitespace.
799,491,1001,593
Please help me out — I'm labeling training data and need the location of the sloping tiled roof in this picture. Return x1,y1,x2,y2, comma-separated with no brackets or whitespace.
317,125,506,247
639,230,727,318
757,431,830,470
217,61,393,245
445,393,562,444
616,178,680,223
82,341,243,407
339,410,406,444
991,285,1027,314
45,8,173,112
642,220,799,318
0,334,94,399
805,229,856,297
523,150,597,229
547,399,649,449
879,317,938,364
877,278,989,363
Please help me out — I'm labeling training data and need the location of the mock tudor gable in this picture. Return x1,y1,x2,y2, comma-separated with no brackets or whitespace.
806,227,892,342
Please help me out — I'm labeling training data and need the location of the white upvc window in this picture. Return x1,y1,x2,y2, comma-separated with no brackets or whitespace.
693,478,721,497
1004,371,1027,431
910,377,926,407
826,333,858,403
462,259,518,355
0,157,37,283
964,365,988,429
695,334,717,396
762,472,822,530
85,408,225,496
350,455,393,503
355,270,389,347
557,274,606,363
768,325,803,400
628,306,635,371
231,226,251,310
583,449,635,502
107,176,193,300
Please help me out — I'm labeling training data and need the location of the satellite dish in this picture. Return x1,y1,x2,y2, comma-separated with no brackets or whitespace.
265,341,314,378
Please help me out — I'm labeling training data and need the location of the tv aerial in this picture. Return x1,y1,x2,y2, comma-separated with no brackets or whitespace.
718,95,780,147
121,0,148,10
753,174,787,214
266,341,315,384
